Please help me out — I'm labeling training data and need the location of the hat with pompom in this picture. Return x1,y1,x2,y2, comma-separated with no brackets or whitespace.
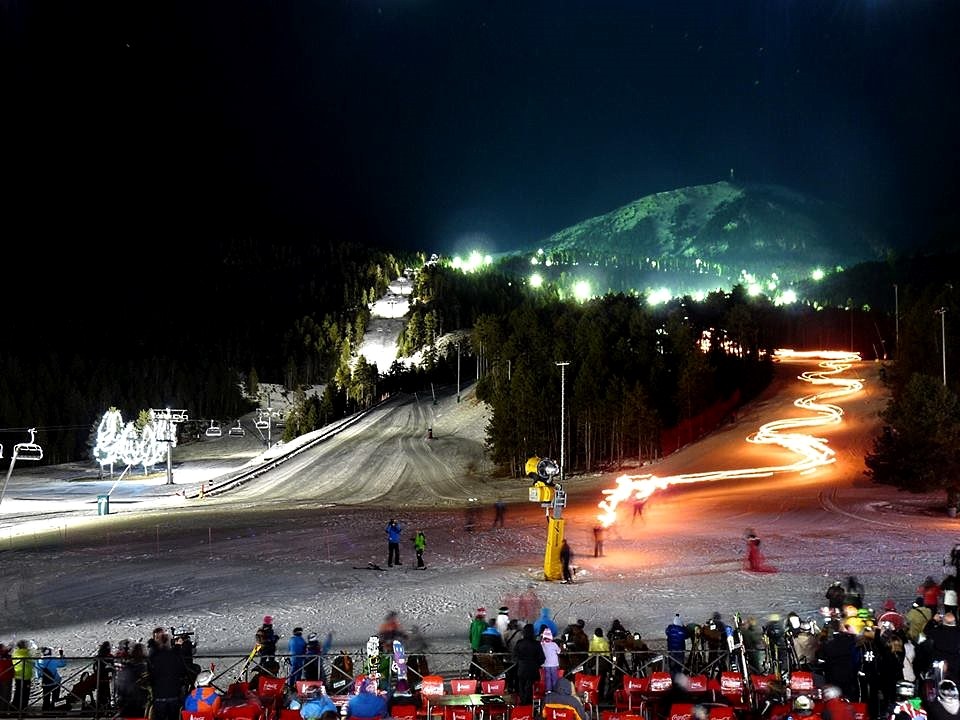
263,615,274,625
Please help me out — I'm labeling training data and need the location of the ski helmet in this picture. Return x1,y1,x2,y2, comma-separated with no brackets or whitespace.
793,696,813,712
822,686,842,701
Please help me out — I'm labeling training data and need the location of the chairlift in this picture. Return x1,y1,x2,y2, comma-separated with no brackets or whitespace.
13,428,43,461
254,412,270,430
228,420,246,438
0,443,4,459
205,420,222,438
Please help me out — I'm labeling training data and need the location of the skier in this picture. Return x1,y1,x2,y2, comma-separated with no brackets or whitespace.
493,499,506,528
745,529,777,572
593,526,605,558
413,530,426,569
386,519,402,567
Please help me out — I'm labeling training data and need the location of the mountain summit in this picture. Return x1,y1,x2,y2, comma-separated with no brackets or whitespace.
523,181,885,297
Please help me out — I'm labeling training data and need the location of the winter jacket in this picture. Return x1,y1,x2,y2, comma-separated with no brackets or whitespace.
184,686,223,714
479,626,506,653
666,622,688,652
543,677,587,720
470,617,488,651
906,606,933,643
513,625,546,674
300,695,338,719
11,646,35,681
386,522,402,544
413,532,426,552
289,631,307,674
346,688,388,718
541,637,561,669
37,656,66,685
920,581,943,609
534,609,558,638
589,634,610,654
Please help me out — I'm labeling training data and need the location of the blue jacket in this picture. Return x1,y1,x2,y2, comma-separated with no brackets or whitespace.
534,609,558,638
665,623,688,651
300,695,338,719
37,656,67,684
386,522,402,543
347,690,388,718
289,632,307,670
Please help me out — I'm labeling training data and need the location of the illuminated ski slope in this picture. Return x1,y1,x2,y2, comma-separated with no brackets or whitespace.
596,349,864,527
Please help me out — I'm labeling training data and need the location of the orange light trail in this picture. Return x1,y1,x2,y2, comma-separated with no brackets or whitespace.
596,350,864,527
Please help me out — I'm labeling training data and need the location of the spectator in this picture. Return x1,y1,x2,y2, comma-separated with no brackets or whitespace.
879,599,906,632
299,685,338,720
923,610,960,684
496,607,511,638
513,624,546,705
470,608,488,651
289,627,307,690
541,628,561,693
479,620,506,654
183,670,222,715
928,679,960,720
534,608,559,639
826,581,846,615
0,643,13,710
148,632,189,720
665,615,689,677
37,646,67,711
346,677,388,719
906,598,934,644
588,628,610,687
303,633,331,685
920,577,943,612
543,676,588,720
818,620,861,700
844,576,865,609
115,642,149,718
11,639,35,713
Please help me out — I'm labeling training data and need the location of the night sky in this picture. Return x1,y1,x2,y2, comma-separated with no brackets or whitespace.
6,0,959,266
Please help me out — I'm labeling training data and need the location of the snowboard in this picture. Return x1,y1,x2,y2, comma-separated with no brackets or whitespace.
392,639,410,694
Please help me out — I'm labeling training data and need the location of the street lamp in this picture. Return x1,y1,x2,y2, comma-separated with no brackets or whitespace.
937,308,947,386
555,361,570,483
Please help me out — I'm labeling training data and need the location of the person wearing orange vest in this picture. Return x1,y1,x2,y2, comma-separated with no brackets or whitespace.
184,670,222,715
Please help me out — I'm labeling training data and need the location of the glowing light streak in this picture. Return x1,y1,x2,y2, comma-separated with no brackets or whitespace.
596,349,863,527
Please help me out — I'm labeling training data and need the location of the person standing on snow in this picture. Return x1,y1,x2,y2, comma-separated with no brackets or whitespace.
560,540,574,583
386,519,403,567
413,530,426,569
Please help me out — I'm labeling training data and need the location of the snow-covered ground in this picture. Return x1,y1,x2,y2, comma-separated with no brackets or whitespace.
0,282,954,680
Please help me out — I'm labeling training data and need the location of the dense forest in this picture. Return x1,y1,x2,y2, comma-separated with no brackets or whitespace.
2,242,958,504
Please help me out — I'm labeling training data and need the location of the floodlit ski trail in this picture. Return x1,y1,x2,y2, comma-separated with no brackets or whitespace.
596,349,864,527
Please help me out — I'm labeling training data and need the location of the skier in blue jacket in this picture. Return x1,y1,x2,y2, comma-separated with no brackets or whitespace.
386,519,403,567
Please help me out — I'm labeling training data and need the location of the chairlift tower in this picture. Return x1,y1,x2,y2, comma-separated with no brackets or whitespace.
150,408,189,485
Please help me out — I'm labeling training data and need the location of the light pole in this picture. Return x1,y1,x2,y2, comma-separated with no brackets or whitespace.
457,343,461,403
555,361,570,483
937,308,947,386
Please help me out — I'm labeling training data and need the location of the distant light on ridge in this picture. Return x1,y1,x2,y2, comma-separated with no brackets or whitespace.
573,280,592,301
811,268,825,281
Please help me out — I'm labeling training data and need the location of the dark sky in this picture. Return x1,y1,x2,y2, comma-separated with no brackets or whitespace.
6,0,959,263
